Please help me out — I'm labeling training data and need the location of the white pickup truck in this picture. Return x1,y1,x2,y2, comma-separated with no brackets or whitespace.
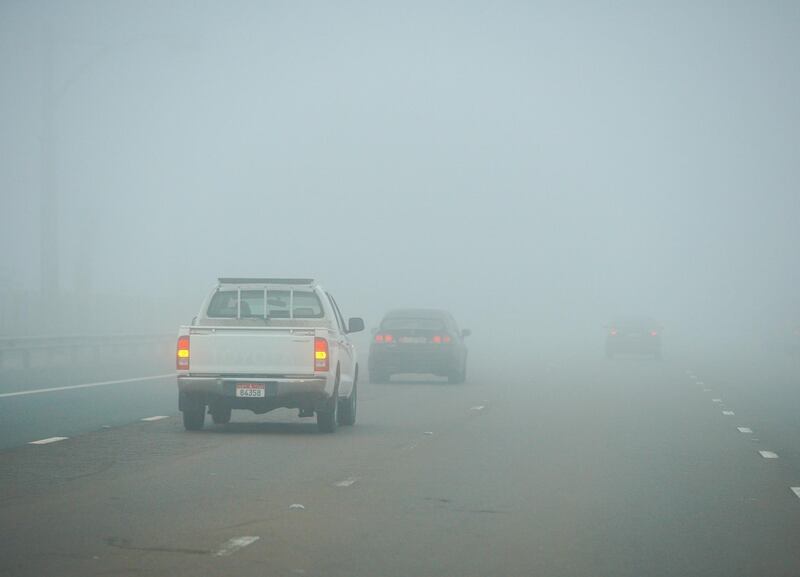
176,278,364,433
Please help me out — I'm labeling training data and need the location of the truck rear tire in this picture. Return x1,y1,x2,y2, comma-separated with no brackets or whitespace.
211,405,231,425
183,406,205,431
338,382,357,426
317,398,338,433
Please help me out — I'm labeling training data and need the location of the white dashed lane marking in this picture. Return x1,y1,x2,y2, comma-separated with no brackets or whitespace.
791,488,800,500
213,536,260,557
335,477,358,487
759,451,779,459
470,405,485,411
29,437,68,445
141,416,169,422
737,427,754,434
711,398,723,403
722,411,735,416
0,374,175,399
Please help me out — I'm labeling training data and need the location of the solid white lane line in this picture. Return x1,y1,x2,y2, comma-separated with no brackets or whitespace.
791,487,800,500
738,427,754,434
141,416,169,422
213,536,260,557
335,477,358,487
29,436,68,445
722,411,735,416
759,451,779,459
0,374,175,399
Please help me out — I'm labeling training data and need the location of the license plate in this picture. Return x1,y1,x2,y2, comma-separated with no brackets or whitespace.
236,383,265,398
399,336,427,343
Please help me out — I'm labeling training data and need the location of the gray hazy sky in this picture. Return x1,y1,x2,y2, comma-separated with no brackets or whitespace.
1,0,798,338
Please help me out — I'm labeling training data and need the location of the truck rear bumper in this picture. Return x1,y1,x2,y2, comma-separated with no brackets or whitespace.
178,375,331,413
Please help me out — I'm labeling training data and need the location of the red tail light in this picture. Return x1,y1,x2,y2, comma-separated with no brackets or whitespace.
650,330,658,337
432,335,442,343
176,335,190,370
314,337,329,372
610,329,618,336
443,335,452,343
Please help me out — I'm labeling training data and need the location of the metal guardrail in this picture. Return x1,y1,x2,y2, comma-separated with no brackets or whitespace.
0,334,174,370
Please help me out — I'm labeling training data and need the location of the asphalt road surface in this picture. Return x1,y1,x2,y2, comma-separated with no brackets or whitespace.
2,352,800,576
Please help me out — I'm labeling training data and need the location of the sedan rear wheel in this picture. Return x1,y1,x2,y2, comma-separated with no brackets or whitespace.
369,368,390,384
448,362,466,384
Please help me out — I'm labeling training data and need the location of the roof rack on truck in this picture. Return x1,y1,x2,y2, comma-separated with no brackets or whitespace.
217,278,315,285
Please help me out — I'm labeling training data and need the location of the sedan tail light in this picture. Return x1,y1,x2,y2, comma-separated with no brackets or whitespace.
374,334,394,343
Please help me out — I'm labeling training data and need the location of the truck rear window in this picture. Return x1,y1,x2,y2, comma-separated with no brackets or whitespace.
207,290,324,319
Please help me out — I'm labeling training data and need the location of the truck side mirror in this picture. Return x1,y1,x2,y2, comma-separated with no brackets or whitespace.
348,317,365,333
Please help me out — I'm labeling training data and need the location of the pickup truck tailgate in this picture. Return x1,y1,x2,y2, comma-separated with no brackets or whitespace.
188,328,315,375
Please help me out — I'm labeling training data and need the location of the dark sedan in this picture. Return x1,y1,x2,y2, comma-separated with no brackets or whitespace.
368,309,470,383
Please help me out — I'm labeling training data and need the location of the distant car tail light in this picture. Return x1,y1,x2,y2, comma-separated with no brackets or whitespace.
431,335,452,344
610,329,618,336
443,335,452,343
314,337,329,372
650,330,658,337
432,335,442,344
375,334,384,343
176,336,190,370
384,334,394,343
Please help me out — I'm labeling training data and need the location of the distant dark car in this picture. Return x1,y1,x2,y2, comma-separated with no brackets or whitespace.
605,316,662,359
368,309,470,383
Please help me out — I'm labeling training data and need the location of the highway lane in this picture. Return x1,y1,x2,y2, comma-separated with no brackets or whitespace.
2,355,800,576
682,351,800,478
0,358,176,450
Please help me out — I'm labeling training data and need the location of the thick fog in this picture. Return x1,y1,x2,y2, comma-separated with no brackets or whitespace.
1,1,798,358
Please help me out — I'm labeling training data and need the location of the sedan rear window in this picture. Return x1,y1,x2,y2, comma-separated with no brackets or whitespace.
381,318,445,331
207,290,324,319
